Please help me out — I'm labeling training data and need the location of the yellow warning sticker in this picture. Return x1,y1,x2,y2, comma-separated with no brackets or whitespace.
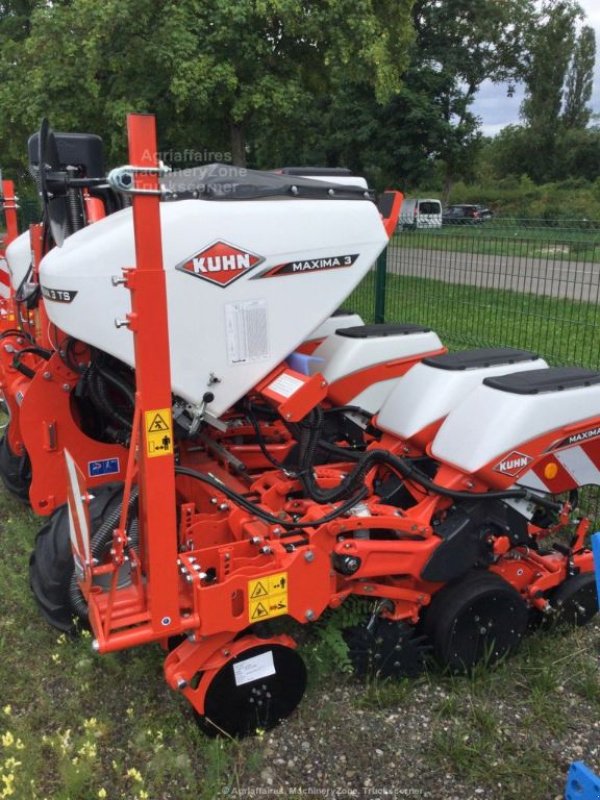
248,571,288,622
144,408,173,458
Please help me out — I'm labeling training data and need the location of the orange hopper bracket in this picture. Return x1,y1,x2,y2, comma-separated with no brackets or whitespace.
82,114,182,650
119,114,181,636
256,365,328,422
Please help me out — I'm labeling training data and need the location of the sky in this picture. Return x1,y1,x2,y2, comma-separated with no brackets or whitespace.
472,0,600,136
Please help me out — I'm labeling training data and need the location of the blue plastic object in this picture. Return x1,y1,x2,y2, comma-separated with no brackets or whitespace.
286,352,324,376
566,762,600,799
592,532,600,607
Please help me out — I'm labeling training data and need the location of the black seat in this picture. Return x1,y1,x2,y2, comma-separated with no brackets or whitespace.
336,323,432,338
423,347,538,371
483,367,600,395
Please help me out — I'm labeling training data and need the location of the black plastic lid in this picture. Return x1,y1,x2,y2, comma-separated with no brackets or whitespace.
336,323,432,339
423,347,538,371
483,366,600,395
276,167,353,177
161,165,373,202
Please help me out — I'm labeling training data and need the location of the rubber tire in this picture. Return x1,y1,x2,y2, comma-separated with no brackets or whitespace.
0,432,31,503
424,570,529,674
29,482,124,632
548,572,599,628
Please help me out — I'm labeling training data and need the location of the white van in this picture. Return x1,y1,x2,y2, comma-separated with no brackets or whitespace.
398,198,442,230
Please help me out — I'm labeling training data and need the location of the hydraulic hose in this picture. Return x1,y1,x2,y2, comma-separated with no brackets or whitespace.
86,364,133,433
175,465,368,528
95,360,135,409
288,407,561,511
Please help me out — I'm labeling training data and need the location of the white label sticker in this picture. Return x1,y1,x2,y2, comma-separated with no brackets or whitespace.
232,650,276,687
268,372,304,399
225,299,269,366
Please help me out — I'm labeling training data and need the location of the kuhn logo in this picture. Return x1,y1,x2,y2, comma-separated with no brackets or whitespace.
176,241,263,287
493,450,533,477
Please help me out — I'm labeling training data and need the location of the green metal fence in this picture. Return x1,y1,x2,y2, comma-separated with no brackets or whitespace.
348,218,600,370
18,199,41,229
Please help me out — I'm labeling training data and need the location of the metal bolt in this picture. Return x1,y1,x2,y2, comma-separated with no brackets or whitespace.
111,275,127,286
305,609,315,621
304,550,315,563
42,371,51,380
114,318,129,329
91,639,100,653
161,616,172,626
176,678,188,690
62,383,70,392
218,503,229,511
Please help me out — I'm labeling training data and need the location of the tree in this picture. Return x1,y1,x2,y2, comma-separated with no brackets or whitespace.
519,0,581,181
563,24,596,129
405,0,534,197
0,0,415,176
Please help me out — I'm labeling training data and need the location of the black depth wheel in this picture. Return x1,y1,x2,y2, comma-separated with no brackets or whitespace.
548,572,599,628
196,644,307,738
426,571,528,674
0,432,31,503
29,482,124,631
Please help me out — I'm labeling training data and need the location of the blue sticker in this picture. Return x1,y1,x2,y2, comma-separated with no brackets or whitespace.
88,458,121,478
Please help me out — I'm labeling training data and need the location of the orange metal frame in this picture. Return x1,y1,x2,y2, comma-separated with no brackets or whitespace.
72,115,594,721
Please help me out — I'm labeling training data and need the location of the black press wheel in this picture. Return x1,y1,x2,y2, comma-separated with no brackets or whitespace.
29,482,125,632
196,644,307,738
548,572,598,628
425,571,529,674
0,432,31,503
343,618,428,680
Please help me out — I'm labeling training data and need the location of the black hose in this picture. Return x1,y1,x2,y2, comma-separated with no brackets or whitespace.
95,360,135,408
289,407,561,511
245,402,288,470
175,465,368,528
84,363,133,434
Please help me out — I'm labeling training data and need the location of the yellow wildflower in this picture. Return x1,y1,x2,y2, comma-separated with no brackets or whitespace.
1,732,14,748
126,767,143,783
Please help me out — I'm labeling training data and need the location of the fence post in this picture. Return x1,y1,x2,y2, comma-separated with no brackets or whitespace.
374,247,387,324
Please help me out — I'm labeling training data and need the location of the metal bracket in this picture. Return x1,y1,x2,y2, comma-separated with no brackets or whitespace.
107,164,171,196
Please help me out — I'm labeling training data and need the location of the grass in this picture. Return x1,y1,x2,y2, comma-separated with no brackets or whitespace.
392,222,600,262
2,484,598,799
348,271,600,370
2,246,600,797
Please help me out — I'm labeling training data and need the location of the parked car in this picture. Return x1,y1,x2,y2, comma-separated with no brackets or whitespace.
475,204,493,221
442,204,485,225
398,198,443,230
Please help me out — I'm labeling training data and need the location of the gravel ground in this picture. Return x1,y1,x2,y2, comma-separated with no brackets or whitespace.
231,620,600,800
